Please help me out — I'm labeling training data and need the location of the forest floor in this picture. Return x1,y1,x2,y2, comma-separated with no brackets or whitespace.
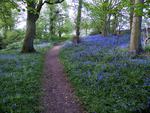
42,45,85,113
59,34,150,113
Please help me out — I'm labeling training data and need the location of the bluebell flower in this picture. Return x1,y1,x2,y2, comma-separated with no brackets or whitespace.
87,70,92,77
0,54,17,60
97,72,104,81
82,61,96,66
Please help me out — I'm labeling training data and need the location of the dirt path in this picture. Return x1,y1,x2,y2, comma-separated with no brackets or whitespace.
42,45,85,113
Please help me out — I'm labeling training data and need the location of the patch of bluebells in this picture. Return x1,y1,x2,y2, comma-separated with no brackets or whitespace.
0,53,40,77
72,48,101,60
0,54,18,60
82,61,96,66
129,59,150,65
62,34,150,85
60,34,150,112
0,55,19,68
144,78,150,87
62,40,72,48
35,42,51,48
82,34,130,48
97,72,104,81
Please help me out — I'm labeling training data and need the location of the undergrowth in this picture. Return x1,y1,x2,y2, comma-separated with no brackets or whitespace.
0,44,51,113
59,35,150,113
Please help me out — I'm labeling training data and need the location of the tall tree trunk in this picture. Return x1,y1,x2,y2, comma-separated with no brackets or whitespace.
113,14,118,35
49,5,56,38
76,0,83,43
102,14,111,36
102,15,107,36
49,15,54,38
85,28,87,36
107,14,111,35
58,30,62,38
129,0,143,54
21,0,64,53
22,18,36,53
0,37,3,49
130,0,135,32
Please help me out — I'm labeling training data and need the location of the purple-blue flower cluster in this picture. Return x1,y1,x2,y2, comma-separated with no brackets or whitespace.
62,34,150,85
60,34,150,112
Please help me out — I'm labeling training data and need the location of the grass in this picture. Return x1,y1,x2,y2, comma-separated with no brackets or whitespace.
59,37,150,113
144,44,150,53
0,44,52,113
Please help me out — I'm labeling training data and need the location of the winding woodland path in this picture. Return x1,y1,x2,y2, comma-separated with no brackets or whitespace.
42,45,85,113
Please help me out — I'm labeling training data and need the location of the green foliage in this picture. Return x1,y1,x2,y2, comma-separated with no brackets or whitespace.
3,30,25,46
83,0,149,36
89,28,101,35
5,41,23,50
50,34,71,43
144,44,150,52
61,18,73,34
0,1,20,49
36,2,73,42
36,18,49,41
0,0,17,28
83,0,123,35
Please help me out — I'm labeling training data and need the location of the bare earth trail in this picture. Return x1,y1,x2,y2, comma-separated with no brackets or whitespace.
42,45,85,113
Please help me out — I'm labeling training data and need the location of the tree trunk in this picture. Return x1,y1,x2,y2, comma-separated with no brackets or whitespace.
21,0,64,53
129,0,143,54
49,5,56,38
21,0,40,53
107,14,111,35
76,0,83,43
102,14,111,37
113,14,118,35
0,37,3,49
85,28,87,36
21,18,36,53
58,31,62,38
130,0,135,31
102,15,107,37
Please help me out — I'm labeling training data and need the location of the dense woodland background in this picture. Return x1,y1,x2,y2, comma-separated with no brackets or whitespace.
0,0,149,53
0,0,150,113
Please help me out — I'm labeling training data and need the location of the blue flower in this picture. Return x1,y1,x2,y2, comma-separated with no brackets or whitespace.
97,72,104,81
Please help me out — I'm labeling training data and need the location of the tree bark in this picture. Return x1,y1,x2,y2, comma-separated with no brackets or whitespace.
49,5,57,38
112,14,118,35
129,0,143,54
21,0,39,53
0,37,3,49
107,14,111,35
102,14,111,36
58,30,62,38
21,0,65,53
21,15,37,53
130,0,135,32
76,0,83,43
